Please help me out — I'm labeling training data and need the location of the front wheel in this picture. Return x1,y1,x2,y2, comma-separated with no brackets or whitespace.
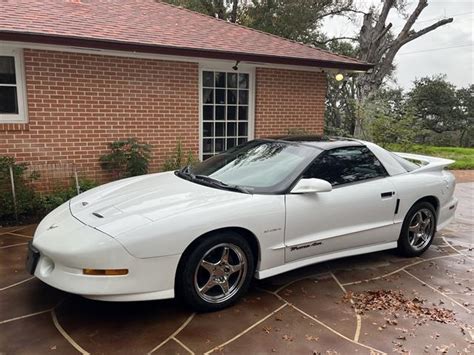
177,232,255,312
397,202,437,257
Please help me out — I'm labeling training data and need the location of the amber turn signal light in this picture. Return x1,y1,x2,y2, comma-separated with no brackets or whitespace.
83,268,128,276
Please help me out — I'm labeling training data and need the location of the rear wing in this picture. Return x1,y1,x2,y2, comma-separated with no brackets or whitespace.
393,152,455,173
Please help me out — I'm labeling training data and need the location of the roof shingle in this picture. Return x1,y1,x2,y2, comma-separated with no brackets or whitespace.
0,0,371,70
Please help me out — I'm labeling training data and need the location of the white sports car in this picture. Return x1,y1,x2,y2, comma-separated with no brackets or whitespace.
27,137,457,311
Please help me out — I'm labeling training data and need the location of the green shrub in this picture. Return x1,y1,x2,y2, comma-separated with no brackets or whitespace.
162,140,195,171
368,113,418,151
0,156,39,222
99,138,151,178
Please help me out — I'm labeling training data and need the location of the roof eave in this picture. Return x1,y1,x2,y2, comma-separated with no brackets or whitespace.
0,31,374,72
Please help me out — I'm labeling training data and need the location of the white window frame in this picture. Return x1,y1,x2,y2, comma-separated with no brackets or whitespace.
198,64,255,161
0,47,28,123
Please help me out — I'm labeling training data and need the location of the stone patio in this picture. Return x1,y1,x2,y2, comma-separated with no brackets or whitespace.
1,177,472,354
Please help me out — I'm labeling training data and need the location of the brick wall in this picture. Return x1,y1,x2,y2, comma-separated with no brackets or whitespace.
0,49,326,186
254,67,326,137
0,49,200,181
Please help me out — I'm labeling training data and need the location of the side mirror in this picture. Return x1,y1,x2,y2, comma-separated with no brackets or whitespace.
291,178,332,194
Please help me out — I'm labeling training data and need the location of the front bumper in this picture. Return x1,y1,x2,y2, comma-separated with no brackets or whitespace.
32,204,179,301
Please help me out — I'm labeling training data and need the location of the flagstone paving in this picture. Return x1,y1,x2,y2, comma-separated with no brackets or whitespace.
0,181,472,354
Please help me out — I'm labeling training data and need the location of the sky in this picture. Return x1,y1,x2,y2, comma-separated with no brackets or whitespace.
322,0,473,90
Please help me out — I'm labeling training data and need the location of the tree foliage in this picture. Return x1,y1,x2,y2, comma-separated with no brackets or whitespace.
408,75,463,134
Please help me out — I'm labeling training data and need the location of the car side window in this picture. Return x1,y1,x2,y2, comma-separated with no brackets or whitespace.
303,146,388,186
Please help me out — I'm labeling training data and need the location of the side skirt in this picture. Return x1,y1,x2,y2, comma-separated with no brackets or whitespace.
255,242,397,280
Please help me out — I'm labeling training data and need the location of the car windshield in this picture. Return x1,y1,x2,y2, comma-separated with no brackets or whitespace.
179,140,320,194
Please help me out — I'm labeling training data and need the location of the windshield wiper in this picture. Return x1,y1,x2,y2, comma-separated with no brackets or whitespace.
176,165,251,194
194,175,251,194
175,165,195,180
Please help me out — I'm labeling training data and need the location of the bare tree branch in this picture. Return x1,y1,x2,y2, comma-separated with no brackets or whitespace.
375,23,393,43
401,18,454,45
314,36,358,45
376,0,395,31
396,0,428,41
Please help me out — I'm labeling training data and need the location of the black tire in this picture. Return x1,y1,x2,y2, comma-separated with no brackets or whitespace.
176,231,255,312
397,201,437,257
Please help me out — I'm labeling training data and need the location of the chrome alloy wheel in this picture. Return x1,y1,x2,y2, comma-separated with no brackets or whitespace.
194,243,247,304
408,208,435,251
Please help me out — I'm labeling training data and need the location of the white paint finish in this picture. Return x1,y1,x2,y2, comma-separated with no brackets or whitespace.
290,178,332,193
256,242,398,279
31,141,457,301
285,177,398,262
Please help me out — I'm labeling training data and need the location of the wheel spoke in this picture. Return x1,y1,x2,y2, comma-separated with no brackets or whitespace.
199,278,216,294
200,260,216,273
219,279,230,295
220,247,230,264
229,262,243,274
409,224,419,233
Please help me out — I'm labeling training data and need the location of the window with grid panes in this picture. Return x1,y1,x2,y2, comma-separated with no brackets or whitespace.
0,48,27,123
201,70,250,160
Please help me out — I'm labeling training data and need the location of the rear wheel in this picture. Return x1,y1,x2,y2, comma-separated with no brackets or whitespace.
177,232,255,312
397,202,436,257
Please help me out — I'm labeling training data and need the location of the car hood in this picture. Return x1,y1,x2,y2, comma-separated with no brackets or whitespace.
69,171,251,236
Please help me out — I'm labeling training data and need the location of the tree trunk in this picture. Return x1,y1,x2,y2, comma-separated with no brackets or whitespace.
351,0,453,137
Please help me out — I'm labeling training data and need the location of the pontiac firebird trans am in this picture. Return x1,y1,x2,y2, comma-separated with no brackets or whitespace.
26,137,458,311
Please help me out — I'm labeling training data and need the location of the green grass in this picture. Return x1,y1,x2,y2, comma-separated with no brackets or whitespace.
386,144,474,170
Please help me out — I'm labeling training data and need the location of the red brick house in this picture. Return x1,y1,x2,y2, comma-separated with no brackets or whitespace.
0,0,371,179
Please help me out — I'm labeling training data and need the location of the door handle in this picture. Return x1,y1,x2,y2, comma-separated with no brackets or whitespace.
381,191,395,198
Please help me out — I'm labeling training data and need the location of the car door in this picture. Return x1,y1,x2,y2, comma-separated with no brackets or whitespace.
284,146,399,262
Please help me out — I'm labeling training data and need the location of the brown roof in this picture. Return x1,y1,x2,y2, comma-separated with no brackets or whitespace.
0,0,372,71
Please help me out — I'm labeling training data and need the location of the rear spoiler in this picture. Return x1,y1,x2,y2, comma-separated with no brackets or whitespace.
394,152,455,173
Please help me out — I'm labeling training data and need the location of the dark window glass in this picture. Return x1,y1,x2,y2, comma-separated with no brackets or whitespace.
202,88,213,104
215,72,226,87
203,71,213,87
215,138,225,153
238,122,248,136
238,106,248,121
227,122,236,136
215,105,225,120
203,122,214,137
203,154,213,161
203,139,213,154
0,56,16,84
226,137,236,149
239,73,249,88
303,146,387,186
216,89,225,104
227,106,237,120
227,90,237,104
239,90,248,105
227,73,237,88
0,86,18,114
238,137,248,145
215,122,225,137
203,105,213,120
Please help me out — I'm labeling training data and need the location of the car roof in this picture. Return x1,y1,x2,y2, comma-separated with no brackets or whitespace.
270,135,364,150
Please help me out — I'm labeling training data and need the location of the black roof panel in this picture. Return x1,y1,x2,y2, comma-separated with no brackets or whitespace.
269,135,364,150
